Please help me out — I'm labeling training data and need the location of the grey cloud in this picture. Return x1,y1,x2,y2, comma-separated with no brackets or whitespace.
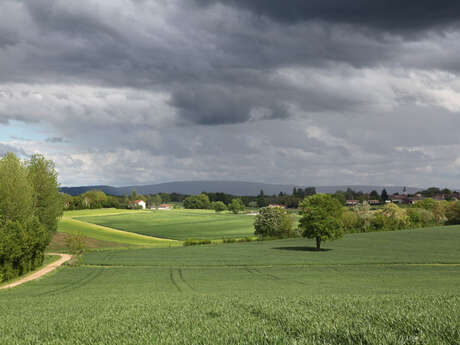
196,0,460,33
45,137,66,143
0,143,27,157
1,0,460,188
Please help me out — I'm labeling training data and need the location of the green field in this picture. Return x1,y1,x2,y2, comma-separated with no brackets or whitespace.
58,209,179,248
74,209,256,240
1,222,460,344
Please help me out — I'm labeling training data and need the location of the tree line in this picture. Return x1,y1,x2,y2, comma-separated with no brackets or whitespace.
0,153,62,282
254,194,460,250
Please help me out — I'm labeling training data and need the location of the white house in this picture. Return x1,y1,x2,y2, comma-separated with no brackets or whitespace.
134,200,146,209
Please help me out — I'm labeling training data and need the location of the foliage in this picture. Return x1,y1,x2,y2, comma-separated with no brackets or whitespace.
183,238,212,246
341,209,361,233
66,233,87,255
254,206,295,238
227,198,245,214
27,154,63,233
247,201,258,208
222,237,256,243
446,200,460,225
0,153,60,282
183,194,211,209
379,203,409,229
150,195,162,209
211,201,227,212
299,194,344,249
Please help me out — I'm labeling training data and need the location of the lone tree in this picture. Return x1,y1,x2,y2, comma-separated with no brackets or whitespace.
254,206,295,238
298,194,344,250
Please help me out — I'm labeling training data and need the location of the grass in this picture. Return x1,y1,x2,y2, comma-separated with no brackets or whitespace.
1,216,459,344
81,226,460,267
58,217,178,247
74,209,257,240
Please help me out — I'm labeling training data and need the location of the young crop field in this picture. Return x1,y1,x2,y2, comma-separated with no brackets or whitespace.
59,209,179,247
82,226,460,266
73,209,257,240
1,223,459,344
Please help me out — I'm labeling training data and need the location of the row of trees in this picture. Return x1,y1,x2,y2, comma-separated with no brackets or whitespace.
0,153,62,282
254,194,460,250
254,194,343,250
183,194,245,214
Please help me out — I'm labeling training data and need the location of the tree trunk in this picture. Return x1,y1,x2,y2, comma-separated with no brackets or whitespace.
316,237,321,251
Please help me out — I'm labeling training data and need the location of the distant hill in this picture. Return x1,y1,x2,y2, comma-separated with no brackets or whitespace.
60,181,421,197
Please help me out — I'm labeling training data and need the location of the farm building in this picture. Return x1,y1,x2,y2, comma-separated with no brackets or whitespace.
130,200,146,209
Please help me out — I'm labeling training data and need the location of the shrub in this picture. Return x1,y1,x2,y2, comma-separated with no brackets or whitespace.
222,237,256,244
228,198,245,214
183,194,211,210
254,206,294,238
211,201,227,212
446,201,460,225
342,210,360,233
183,239,212,246
67,233,87,255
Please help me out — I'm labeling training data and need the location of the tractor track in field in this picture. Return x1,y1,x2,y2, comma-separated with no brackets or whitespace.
178,269,196,292
0,253,72,290
169,269,182,292
168,268,196,293
35,266,104,297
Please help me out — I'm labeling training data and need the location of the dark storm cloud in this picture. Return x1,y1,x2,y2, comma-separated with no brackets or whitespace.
2,0,460,187
196,0,460,32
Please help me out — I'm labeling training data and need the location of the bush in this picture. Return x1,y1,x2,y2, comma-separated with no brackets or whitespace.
211,201,227,212
446,201,460,225
254,206,294,238
183,194,211,210
228,198,245,214
223,237,256,244
342,210,360,233
67,233,87,255
183,239,212,246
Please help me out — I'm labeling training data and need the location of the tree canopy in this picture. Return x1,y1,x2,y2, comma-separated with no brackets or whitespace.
0,153,61,282
298,194,344,250
254,206,295,238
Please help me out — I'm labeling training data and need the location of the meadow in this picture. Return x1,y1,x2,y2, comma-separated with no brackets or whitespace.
0,211,459,344
72,209,256,240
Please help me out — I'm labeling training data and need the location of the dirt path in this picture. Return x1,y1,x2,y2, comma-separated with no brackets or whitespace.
0,253,72,290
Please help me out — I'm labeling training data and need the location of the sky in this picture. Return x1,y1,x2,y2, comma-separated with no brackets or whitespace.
1,0,460,188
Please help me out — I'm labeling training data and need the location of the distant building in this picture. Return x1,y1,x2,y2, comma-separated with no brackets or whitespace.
368,200,381,205
158,203,172,210
268,204,287,209
346,200,359,206
130,200,146,209
389,194,424,205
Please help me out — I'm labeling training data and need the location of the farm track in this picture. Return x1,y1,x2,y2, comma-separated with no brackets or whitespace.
0,253,72,290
